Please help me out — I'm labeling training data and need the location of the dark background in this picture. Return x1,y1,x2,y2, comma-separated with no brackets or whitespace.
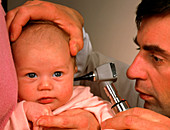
2,0,7,12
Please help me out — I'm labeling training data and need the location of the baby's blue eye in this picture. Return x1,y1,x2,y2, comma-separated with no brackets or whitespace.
53,71,63,77
26,73,37,78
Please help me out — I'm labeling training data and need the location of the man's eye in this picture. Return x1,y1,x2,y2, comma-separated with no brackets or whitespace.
26,73,37,78
150,54,163,64
53,71,63,77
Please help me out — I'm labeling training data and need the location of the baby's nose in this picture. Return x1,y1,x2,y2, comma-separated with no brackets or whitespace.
38,78,53,91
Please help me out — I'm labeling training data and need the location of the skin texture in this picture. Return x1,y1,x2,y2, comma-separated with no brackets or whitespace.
102,15,170,130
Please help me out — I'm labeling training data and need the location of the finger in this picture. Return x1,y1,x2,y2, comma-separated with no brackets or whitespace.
7,6,44,41
6,7,19,31
55,108,83,116
53,17,84,56
101,115,169,130
7,1,57,41
32,126,41,130
69,32,84,56
55,19,84,56
36,115,86,128
7,0,84,54
115,108,170,124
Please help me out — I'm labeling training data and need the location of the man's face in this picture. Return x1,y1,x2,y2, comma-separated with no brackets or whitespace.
127,15,170,117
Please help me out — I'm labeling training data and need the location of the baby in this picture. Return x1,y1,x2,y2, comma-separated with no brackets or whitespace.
5,21,115,129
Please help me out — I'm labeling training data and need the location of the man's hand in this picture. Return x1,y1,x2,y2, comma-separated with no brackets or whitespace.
36,109,100,130
6,0,84,56
101,107,170,130
23,101,53,130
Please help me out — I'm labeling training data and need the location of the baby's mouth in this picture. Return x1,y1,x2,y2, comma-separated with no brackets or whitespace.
37,97,55,104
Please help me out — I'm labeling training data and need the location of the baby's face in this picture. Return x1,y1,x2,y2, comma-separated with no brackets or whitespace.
13,24,75,110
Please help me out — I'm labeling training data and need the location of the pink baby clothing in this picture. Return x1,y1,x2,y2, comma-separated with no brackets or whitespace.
53,86,115,124
5,86,115,130
0,3,18,129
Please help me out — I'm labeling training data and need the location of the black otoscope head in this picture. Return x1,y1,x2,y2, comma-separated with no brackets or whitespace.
74,71,95,81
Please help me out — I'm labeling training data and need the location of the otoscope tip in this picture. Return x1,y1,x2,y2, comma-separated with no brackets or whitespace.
74,71,95,81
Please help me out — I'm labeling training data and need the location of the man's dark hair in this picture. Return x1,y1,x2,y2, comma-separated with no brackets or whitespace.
136,0,170,29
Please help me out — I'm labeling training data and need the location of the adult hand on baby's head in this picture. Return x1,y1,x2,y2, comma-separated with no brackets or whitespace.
23,101,53,130
6,0,84,56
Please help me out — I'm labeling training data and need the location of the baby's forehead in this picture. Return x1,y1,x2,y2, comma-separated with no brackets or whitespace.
12,22,70,56
12,22,76,67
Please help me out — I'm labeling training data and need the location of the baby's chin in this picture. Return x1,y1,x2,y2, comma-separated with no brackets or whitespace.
46,102,64,112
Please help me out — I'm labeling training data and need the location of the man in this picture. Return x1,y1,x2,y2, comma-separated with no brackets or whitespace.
102,0,170,129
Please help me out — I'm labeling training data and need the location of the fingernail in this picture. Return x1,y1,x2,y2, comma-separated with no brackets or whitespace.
10,33,14,42
70,43,78,56
75,44,80,53
36,118,44,126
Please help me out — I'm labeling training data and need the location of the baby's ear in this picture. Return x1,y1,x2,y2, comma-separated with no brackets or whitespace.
74,66,78,73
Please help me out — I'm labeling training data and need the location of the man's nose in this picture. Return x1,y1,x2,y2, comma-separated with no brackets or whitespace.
127,52,147,80
38,77,53,91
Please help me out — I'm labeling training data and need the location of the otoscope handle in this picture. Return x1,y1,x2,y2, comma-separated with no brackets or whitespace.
103,83,129,113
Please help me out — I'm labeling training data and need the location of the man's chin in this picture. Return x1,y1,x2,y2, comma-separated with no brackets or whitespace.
143,101,157,111
143,101,150,109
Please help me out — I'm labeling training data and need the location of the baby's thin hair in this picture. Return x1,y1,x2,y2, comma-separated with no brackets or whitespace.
27,20,77,67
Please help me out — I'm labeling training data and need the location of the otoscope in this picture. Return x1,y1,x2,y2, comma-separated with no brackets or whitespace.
74,62,129,113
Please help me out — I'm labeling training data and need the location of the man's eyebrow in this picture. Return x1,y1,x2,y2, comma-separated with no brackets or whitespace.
143,45,165,53
133,36,165,53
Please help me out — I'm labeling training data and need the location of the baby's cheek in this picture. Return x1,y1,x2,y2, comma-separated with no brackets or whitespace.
61,86,73,102
18,88,36,102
